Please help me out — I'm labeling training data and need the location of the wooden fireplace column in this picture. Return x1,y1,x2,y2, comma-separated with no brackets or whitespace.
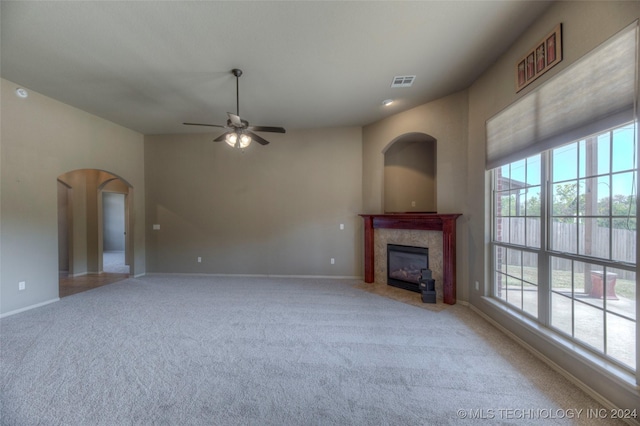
359,213,461,305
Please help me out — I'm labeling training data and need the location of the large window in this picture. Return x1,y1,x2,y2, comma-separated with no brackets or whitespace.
492,123,637,371
494,155,541,318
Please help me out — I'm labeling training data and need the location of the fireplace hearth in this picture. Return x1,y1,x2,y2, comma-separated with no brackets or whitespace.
387,244,430,292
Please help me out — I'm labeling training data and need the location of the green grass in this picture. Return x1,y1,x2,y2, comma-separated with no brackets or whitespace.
498,265,636,299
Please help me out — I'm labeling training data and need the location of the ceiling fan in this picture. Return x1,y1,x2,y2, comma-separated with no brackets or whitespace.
183,69,285,148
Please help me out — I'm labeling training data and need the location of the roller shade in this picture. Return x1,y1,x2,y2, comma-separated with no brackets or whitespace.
486,21,638,170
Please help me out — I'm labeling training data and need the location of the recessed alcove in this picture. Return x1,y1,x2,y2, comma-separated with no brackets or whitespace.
383,133,436,213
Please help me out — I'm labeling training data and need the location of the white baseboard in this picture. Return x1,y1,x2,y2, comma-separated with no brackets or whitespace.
0,298,60,319
145,272,363,280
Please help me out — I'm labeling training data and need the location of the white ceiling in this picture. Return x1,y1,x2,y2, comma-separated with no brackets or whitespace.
1,1,552,135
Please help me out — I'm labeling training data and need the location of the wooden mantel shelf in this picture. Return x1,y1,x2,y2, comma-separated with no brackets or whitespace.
359,213,462,305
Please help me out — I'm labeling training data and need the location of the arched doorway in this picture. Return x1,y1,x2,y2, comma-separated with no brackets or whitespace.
57,169,134,297
382,132,437,213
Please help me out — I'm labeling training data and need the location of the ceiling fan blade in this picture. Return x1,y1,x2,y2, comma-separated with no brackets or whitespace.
183,122,225,128
248,126,286,134
213,132,232,142
227,113,243,127
248,131,270,146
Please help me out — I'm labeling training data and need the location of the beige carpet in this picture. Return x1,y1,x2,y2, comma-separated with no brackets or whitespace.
1,275,625,425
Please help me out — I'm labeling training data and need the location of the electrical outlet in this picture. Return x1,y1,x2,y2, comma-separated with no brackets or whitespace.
197,257,202,263
411,201,416,207
330,258,335,265
339,224,344,230
18,281,26,291
475,281,479,291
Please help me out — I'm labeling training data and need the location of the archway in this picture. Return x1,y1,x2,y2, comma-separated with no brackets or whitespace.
382,132,437,213
57,169,134,297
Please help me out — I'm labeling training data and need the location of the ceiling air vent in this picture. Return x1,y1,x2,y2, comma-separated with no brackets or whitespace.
391,75,416,88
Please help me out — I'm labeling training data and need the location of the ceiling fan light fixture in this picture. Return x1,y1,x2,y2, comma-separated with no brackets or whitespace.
225,131,252,149
239,134,251,148
225,132,238,147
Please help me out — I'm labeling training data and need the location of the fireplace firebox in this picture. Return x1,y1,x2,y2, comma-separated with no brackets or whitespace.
387,244,430,292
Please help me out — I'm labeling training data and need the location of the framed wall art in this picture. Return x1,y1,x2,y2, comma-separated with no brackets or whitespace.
515,24,562,92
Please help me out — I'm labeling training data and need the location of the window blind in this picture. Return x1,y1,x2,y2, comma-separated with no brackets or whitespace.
486,21,638,170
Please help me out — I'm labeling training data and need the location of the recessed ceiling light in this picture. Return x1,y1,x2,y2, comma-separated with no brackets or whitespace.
382,99,394,106
15,88,28,98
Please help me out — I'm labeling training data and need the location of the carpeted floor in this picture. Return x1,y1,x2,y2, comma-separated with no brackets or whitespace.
103,250,130,274
0,275,625,425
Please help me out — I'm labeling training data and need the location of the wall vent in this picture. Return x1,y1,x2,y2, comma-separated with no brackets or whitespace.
391,75,416,88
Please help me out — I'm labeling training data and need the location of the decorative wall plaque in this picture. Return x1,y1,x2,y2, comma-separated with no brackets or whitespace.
516,24,562,92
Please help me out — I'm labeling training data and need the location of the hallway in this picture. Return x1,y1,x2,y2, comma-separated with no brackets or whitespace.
59,251,129,297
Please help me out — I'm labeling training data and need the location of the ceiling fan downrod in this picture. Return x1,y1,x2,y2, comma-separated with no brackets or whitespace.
232,68,242,116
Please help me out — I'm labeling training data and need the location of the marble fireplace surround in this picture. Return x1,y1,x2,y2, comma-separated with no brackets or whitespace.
359,214,461,304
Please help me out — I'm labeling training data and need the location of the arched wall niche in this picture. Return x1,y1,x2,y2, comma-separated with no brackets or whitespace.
382,132,437,213
57,169,134,276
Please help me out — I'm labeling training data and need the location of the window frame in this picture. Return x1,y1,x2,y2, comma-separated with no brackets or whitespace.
490,122,637,373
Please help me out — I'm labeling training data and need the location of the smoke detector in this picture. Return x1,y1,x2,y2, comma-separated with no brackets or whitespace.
391,75,415,88
15,87,28,98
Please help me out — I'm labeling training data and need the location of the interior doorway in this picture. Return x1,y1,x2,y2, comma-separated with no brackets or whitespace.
57,169,133,297
102,192,129,274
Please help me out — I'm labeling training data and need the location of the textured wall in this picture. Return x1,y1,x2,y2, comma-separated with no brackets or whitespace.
362,90,469,301
465,0,640,411
383,138,436,213
144,128,363,277
0,78,145,315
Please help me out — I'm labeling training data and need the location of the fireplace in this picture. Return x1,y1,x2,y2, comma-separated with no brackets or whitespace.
360,213,461,304
387,244,429,292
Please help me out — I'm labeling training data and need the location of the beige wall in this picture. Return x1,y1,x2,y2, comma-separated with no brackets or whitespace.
467,0,640,304
360,0,640,409
144,127,362,277
0,78,145,315
362,89,469,300
57,169,132,274
57,180,70,271
465,1,640,411
384,138,436,213
362,90,468,215
0,0,637,407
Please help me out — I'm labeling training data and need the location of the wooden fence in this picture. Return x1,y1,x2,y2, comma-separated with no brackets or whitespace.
498,218,635,279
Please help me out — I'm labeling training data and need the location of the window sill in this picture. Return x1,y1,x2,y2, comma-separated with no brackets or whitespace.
475,296,638,392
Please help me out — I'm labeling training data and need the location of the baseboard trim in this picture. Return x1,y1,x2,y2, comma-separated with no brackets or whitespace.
468,301,640,426
145,272,363,280
0,298,60,319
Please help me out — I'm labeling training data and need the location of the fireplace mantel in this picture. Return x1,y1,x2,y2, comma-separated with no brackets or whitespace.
359,213,461,304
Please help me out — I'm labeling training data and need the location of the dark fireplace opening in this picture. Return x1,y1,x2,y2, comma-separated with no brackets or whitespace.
387,244,429,292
